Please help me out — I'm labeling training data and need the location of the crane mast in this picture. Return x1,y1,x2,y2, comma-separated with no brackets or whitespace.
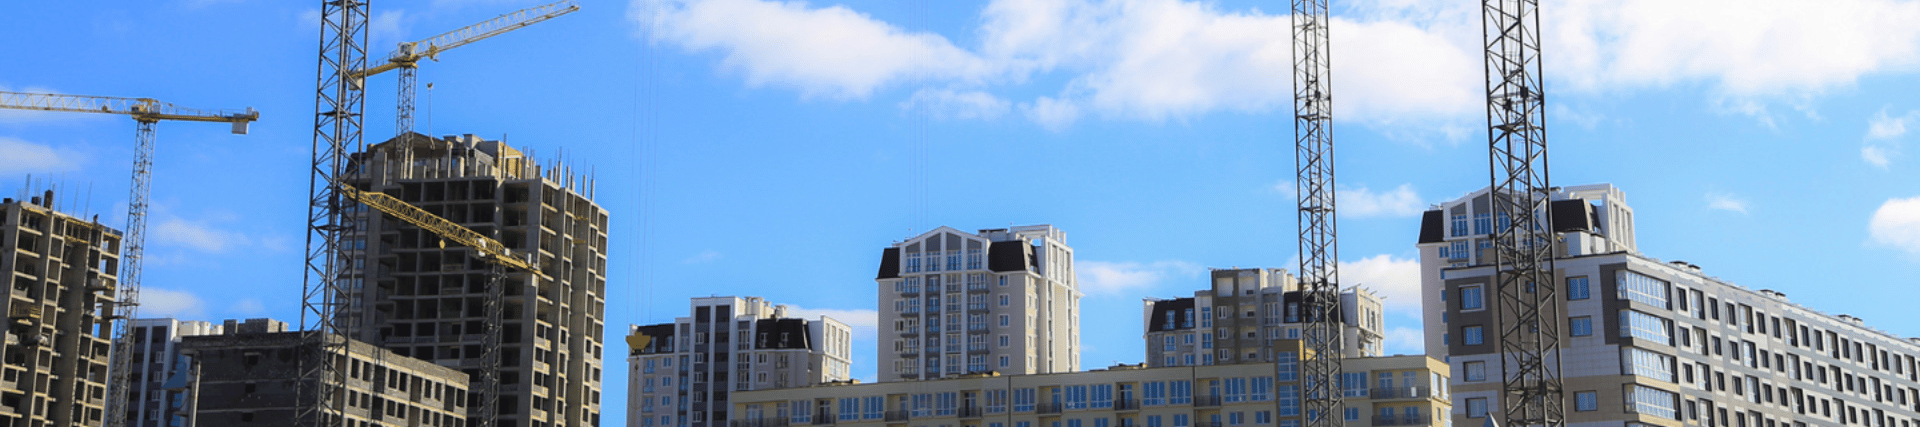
0,91,257,427
1481,0,1563,425
1290,0,1343,426
303,0,369,426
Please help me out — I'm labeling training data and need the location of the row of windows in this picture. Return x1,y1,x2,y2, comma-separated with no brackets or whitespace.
901,249,984,273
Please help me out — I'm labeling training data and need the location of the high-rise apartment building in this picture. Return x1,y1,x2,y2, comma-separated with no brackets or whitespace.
875,225,1081,381
0,192,120,426
728,347,1450,427
123,318,221,427
626,296,854,427
180,328,469,427
1420,184,1920,426
1142,268,1384,368
344,133,611,427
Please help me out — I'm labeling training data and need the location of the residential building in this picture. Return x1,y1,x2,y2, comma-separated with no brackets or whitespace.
627,296,855,427
123,318,221,427
728,346,1449,427
1142,267,1385,367
0,191,121,426
1421,183,1920,427
179,328,469,427
875,225,1081,381
343,133,611,427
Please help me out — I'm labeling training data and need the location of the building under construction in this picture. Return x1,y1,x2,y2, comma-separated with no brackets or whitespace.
0,192,120,427
179,327,470,427
343,133,611,427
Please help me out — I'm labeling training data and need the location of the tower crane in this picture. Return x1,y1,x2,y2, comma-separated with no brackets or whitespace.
350,0,579,174
1289,0,1343,425
0,91,259,427
306,2,578,427
1480,0,1563,425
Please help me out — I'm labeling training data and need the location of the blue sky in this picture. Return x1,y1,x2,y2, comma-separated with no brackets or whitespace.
6,0,1920,424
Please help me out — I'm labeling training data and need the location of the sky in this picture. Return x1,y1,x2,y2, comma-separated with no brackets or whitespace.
5,0,1920,425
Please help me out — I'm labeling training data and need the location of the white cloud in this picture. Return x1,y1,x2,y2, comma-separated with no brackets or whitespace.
903,88,1012,120
0,137,82,174
1864,108,1918,167
1706,192,1751,214
1338,254,1419,313
1079,260,1204,296
1383,326,1424,356
1024,96,1082,131
140,287,206,319
1870,196,1920,258
1550,0,1920,110
154,218,251,253
681,250,722,264
633,0,993,99
1338,184,1425,218
231,298,267,315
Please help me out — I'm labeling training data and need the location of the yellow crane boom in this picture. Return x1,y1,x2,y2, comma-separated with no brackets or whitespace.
0,91,259,130
338,186,532,271
351,0,580,79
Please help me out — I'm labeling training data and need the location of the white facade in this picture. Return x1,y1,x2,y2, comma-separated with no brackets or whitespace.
1420,183,1920,427
124,318,221,427
628,296,854,427
874,225,1081,381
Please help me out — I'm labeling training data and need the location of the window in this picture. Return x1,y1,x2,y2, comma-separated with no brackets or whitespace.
1461,285,1485,311
1466,398,1488,418
1618,270,1671,308
1473,212,1492,234
1619,310,1673,345
1571,316,1593,337
1463,325,1484,345
1576,391,1598,411
1629,385,1678,419
1568,276,1591,300
1449,241,1468,259
1277,386,1299,416
1465,361,1486,381
1451,214,1468,236
1143,381,1166,406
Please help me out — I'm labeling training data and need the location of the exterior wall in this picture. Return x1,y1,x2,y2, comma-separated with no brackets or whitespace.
728,352,1449,427
875,225,1081,381
1143,268,1384,368
180,331,470,427
0,196,122,426
124,318,221,427
344,134,610,427
1423,183,1920,427
629,297,855,427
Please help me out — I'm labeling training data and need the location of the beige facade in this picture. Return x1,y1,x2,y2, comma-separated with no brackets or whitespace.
874,226,1080,381
0,193,121,427
180,330,470,427
629,296,855,427
344,133,611,427
1142,268,1384,368
727,349,1449,427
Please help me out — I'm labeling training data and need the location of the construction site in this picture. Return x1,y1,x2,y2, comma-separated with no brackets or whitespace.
4,1,1920,427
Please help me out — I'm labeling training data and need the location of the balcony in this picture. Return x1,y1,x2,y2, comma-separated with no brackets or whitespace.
885,411,909,422
967,304,991,313
1193,395,1222,408
959,407,984,418
731,419,789,427
1369,386,1430,400
814,411,834,423
1115,399,1141,411
1037,403,1063,414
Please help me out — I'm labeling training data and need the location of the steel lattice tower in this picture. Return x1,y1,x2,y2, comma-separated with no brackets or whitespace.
1290,0,1343,426
302,1,369,426
1481,0,1564,426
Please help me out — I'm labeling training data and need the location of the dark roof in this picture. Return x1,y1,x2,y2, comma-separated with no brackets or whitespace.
631,323,677,355
754,318,813,350
1418,210,1445,243
1146,298,1196,332
988,241,1031,272
877,247,901,279
1549,199,1596,232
